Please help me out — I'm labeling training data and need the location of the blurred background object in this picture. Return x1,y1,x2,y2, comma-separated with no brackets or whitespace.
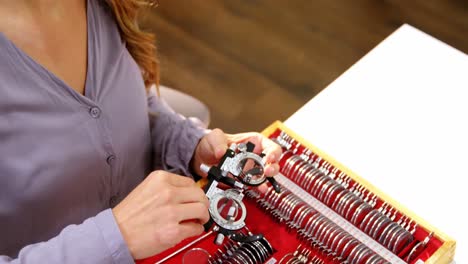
139,0,468,133
159,85,211,128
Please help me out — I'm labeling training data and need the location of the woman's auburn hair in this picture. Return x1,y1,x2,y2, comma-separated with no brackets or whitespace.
105,0,159,90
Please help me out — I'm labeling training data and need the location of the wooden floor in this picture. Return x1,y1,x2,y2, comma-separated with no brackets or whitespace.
140,0,468,133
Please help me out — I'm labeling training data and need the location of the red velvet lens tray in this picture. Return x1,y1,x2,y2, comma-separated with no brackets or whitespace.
138,196,340,264
137,121,456,264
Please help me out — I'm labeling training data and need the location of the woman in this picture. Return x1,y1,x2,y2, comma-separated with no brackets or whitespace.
0,0,281,263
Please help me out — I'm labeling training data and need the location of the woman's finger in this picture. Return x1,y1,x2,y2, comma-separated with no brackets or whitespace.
227,132,282,159
264,163,280,177
175,186,210,208
260,137,282,163
175,202,210,224
151,171,195,187
177,221,205,241
204,128,228,160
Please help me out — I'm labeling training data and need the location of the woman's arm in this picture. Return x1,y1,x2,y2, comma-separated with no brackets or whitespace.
147,86,206,176
1,171,210,263
0,210,133,263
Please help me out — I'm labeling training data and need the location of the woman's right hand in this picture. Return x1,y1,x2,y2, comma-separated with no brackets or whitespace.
112,170,210,260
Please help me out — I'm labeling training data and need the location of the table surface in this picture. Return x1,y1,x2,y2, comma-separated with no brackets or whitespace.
284,24,468,263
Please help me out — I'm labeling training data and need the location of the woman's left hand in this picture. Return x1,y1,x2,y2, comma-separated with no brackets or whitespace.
191,128,282,178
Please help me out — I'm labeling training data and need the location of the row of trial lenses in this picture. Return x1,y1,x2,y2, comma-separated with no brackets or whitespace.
249,188,388,264
248,188,340,260
276,134,370,201
275,131,341,177
274,132,327,174
280,151,368,203
273,131,297,151
360,205,416,254
280,154,372,226
280,154,414,254
249,187,341,263
278,130,408,232
275,131,345,176
295,207,388,264
249,187,340,261
213,237,274,264
278,131,415,238
278,245,326,264
281,144,413,236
